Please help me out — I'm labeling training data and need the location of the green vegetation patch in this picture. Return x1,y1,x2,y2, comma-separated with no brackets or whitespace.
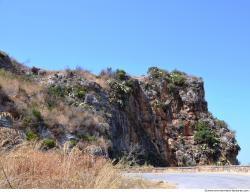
194,120,219,148
108,79,133,109
169,70,186,87
75,87,87,99
116,69,127,80
42,138,56,149
147,67,168,78
31,108,42,121
26,130,39,141
48,85,68,98
69,140,78,147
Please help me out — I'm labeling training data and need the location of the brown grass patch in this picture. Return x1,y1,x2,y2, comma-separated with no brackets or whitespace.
0,70,42,97
0,146,174,189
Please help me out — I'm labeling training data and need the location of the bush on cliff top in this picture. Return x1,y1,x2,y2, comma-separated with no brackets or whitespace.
170,70,186,87
147,67,168,78
116,69,126,80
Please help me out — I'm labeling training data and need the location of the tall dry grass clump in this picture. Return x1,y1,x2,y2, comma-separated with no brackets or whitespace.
0,69,42,97
0,145,174,189
0,145,122,189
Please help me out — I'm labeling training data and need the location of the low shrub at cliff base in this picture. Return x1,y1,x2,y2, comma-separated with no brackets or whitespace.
194,121,219,149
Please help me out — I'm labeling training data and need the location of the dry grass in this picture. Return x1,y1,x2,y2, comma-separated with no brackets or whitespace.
42,104,105,135
0,145,115,188
0,70,42,97
0,127,24,149
0,145,174,189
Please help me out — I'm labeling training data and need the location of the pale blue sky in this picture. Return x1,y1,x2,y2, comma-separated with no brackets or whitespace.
0,0,249,164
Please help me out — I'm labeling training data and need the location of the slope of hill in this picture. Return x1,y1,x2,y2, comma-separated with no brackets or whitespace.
0,50,240,167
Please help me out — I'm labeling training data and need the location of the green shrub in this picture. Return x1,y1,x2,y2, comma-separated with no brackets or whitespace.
194,121,219,148
126,79,134,88
170,71,186,86
42,138,56,149
26,130,38,141
70,140,77,147
48,85,67,98
116,69,126,80
32,109,42,121
147,67,168,78
76,87,86,99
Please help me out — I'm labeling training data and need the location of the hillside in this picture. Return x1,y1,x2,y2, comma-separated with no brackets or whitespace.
0,50,240,167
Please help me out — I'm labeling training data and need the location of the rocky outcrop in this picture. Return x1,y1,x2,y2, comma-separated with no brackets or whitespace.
107,68,240,166
0,51,240,166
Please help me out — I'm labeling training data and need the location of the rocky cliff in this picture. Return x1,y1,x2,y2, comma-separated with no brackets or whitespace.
0,50,240,166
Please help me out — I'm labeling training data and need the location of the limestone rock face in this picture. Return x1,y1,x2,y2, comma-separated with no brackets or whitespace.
108,69,240,166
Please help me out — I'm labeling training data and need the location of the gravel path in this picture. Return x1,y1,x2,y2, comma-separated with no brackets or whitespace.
127,172,250,189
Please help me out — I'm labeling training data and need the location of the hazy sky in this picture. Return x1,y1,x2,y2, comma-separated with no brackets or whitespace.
0,0,249,164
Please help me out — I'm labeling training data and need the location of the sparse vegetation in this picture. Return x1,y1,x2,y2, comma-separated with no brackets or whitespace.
99,67,115,79
48,85,68,98
79,134,97,142
147,67,186,94
108,74,133,109
216,120,228,128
